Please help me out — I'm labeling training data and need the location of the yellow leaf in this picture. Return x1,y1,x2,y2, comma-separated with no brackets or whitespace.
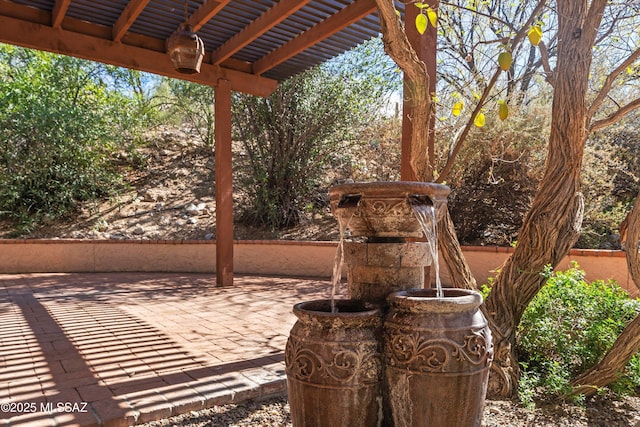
474,112,485,127
427,7,437,27
528,25,543,46
452,101,464,117
415,13,428,35
415,2,426,8
498,101,509,121
627,66,634,75
395,9,401,17
498,51,512,71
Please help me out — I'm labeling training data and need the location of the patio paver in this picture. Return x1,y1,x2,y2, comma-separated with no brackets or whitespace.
0,273,335,426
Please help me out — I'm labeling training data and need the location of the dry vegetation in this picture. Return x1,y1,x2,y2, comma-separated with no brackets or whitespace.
1,119,636,249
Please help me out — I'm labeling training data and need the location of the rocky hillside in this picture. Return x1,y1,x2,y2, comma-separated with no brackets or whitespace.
0,126,340,241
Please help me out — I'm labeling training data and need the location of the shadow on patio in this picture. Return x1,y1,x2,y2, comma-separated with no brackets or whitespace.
0,273,334,426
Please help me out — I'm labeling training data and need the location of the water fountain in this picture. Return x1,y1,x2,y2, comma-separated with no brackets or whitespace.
285,181,493,427
329,181,449,305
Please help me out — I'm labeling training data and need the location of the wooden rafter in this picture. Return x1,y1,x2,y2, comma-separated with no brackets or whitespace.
1,0,382,83
252,0,376,75
51,0,70,28
112,0,151,42
210,0,313,66
0,13,277,97
187,0,231,32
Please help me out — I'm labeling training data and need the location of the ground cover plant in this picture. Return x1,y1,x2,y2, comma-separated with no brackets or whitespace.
517,264,640,407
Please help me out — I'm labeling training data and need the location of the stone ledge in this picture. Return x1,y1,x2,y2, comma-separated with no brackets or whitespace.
0,239,627,256
0,239,635,297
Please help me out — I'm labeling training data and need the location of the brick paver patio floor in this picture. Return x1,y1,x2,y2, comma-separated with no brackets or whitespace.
0,273,335,426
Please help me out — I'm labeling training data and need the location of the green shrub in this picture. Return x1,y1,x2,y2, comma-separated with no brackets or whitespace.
230,37,399,229
0,45,149,232
517,264,640,402
155,78,215,146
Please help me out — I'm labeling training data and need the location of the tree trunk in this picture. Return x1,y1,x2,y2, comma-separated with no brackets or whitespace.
374,0,433,181
374,0,621,399
484,0,607,397
438,208,476,291
569,192,640,396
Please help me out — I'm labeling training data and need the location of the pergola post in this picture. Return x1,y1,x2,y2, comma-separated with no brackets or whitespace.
214,79,234,286
401,0,438,181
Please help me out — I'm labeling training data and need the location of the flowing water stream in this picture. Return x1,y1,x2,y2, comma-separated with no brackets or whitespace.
331,201,360,312
411,203,443,298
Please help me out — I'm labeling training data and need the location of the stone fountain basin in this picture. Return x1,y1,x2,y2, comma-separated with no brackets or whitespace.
329,181,450,238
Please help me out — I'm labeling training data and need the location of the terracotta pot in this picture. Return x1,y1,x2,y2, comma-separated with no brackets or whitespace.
329,181,450,238
286,299,383,427
384,289,493,427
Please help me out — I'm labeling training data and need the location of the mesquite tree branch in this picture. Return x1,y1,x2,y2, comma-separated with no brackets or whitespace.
590,97,640,132
436,0,547,183
587,46,640,122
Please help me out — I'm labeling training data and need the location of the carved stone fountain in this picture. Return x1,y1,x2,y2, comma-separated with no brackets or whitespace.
330,181,449,305
285,181,493,427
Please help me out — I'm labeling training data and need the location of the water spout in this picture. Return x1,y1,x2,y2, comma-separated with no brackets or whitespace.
331,197,361,312
411,204,443,299
408,194,433,207
338,193,362,209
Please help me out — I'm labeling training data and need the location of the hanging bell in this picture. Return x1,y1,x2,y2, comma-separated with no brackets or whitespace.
167,23,205,74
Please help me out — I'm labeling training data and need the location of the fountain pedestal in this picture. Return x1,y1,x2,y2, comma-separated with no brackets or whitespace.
344,242,431,304
330,181,449,303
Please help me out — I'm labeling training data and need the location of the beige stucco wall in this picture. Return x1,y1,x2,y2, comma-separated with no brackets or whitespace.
0,240,636,297
438,246,635,296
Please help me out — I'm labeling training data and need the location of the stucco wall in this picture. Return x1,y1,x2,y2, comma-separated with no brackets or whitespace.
438,245,635,296
0,239,636,297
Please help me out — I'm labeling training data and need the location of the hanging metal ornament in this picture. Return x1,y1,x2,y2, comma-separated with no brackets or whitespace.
167,1,205,74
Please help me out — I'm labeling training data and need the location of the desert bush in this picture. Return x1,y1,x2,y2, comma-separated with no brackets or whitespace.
348,117,402,182
517,264,640,402
233,69,364,227
444,103,550,246
0,45,149,233
230,36,400,229
578,121,640,249
154,78,215,147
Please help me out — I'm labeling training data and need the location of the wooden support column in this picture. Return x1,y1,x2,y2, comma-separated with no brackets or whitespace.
401,0,438,181
215,79,234,286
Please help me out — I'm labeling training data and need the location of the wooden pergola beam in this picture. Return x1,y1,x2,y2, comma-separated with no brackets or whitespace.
51,0,70,28
0,14,277,97
215,79,234,286
252,0,376,76
187,0,231,32
400,0,438,181
112,0,151,42
210,0,313,65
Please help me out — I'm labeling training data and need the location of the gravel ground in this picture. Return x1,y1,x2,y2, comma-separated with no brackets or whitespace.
137,394,640,427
